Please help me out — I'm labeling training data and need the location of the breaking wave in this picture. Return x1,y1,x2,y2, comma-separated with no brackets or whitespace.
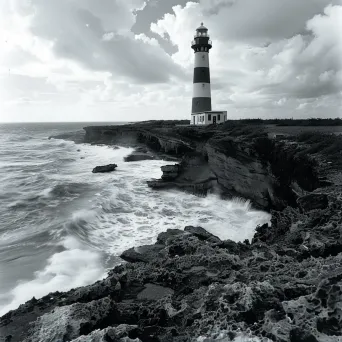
0,237,106,316
0,122,271,316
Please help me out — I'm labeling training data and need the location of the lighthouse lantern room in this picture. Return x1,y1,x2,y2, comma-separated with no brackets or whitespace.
190,23,227,125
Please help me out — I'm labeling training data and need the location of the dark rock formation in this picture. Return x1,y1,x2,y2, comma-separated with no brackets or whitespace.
79,122,332,210
120,244,165,263
2,122,342,341
147,153,218,196
124,153,155,162
2,205,341,341
297,193,329,212
160,164,180,180
92,164,118,173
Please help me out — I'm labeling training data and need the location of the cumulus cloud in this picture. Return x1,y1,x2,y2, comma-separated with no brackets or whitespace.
201,0,342,42
15,0,184,83
0,0,341,121
151,1,342,117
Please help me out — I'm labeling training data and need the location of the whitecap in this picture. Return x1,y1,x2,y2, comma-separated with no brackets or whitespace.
0,236,105,316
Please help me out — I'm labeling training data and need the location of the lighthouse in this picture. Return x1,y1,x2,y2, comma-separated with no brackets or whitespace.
190,23,227,125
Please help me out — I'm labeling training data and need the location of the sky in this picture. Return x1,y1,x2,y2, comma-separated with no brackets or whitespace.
0,0,341,122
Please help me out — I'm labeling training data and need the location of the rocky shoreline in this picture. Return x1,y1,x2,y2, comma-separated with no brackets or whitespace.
1,121,341,342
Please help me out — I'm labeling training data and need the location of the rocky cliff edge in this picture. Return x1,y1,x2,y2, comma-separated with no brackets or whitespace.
2,121,342,342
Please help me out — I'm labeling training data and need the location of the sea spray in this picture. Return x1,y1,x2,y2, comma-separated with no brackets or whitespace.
0,123,271,316
0,236,106,316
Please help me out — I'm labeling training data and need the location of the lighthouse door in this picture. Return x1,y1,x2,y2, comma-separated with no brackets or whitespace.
213,116,217,124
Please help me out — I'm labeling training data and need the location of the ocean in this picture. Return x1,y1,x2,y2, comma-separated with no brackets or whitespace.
0,122,270,316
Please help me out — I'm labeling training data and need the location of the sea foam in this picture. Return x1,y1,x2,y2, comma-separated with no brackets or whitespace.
0,130,271,317
0,237,105,316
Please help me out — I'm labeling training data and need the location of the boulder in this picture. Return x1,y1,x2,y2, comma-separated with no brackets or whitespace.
297,193,329,211
92,164,117,173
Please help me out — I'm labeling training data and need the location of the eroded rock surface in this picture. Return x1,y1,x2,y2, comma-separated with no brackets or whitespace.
2,122,342,342
2,189,341,341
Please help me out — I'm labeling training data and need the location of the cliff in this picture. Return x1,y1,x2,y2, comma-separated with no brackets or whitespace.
82,122,328,211
2,121,341,342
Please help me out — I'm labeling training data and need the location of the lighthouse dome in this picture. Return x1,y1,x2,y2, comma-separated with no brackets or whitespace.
196,22,208,31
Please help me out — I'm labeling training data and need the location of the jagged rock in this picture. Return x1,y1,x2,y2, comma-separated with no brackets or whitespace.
2,123,342,342
147,154,217,196
184,226,221,243
205,140,273,210
22,297,114,342
161,164,180,180
70,325,140,342
92,164,117,173
2,223,342,341
156,229,185,245
120,244,165,263
297,193,329,211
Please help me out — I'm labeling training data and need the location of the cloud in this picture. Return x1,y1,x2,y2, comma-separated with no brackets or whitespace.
200,0,341,42
3,0,184,84
0,0,341,122
26,0,186,83
151,1,342,117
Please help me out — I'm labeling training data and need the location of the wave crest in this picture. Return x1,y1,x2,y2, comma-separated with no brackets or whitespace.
0,236,106,316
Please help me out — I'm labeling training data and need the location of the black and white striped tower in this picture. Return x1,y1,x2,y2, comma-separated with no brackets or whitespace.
191,23,212,113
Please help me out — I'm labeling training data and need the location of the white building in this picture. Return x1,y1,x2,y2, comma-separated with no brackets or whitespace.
192,111,228,125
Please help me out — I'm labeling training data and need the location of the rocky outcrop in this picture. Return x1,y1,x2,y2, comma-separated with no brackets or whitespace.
160,164,180,180
5,122,340,341
147,153,218,196
83,123,339,211
204,140,273,209
92,164,117,173
82,122,194,157
52,122,327,210
297,193,329,212
2,195,341,341
139,125,324,210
